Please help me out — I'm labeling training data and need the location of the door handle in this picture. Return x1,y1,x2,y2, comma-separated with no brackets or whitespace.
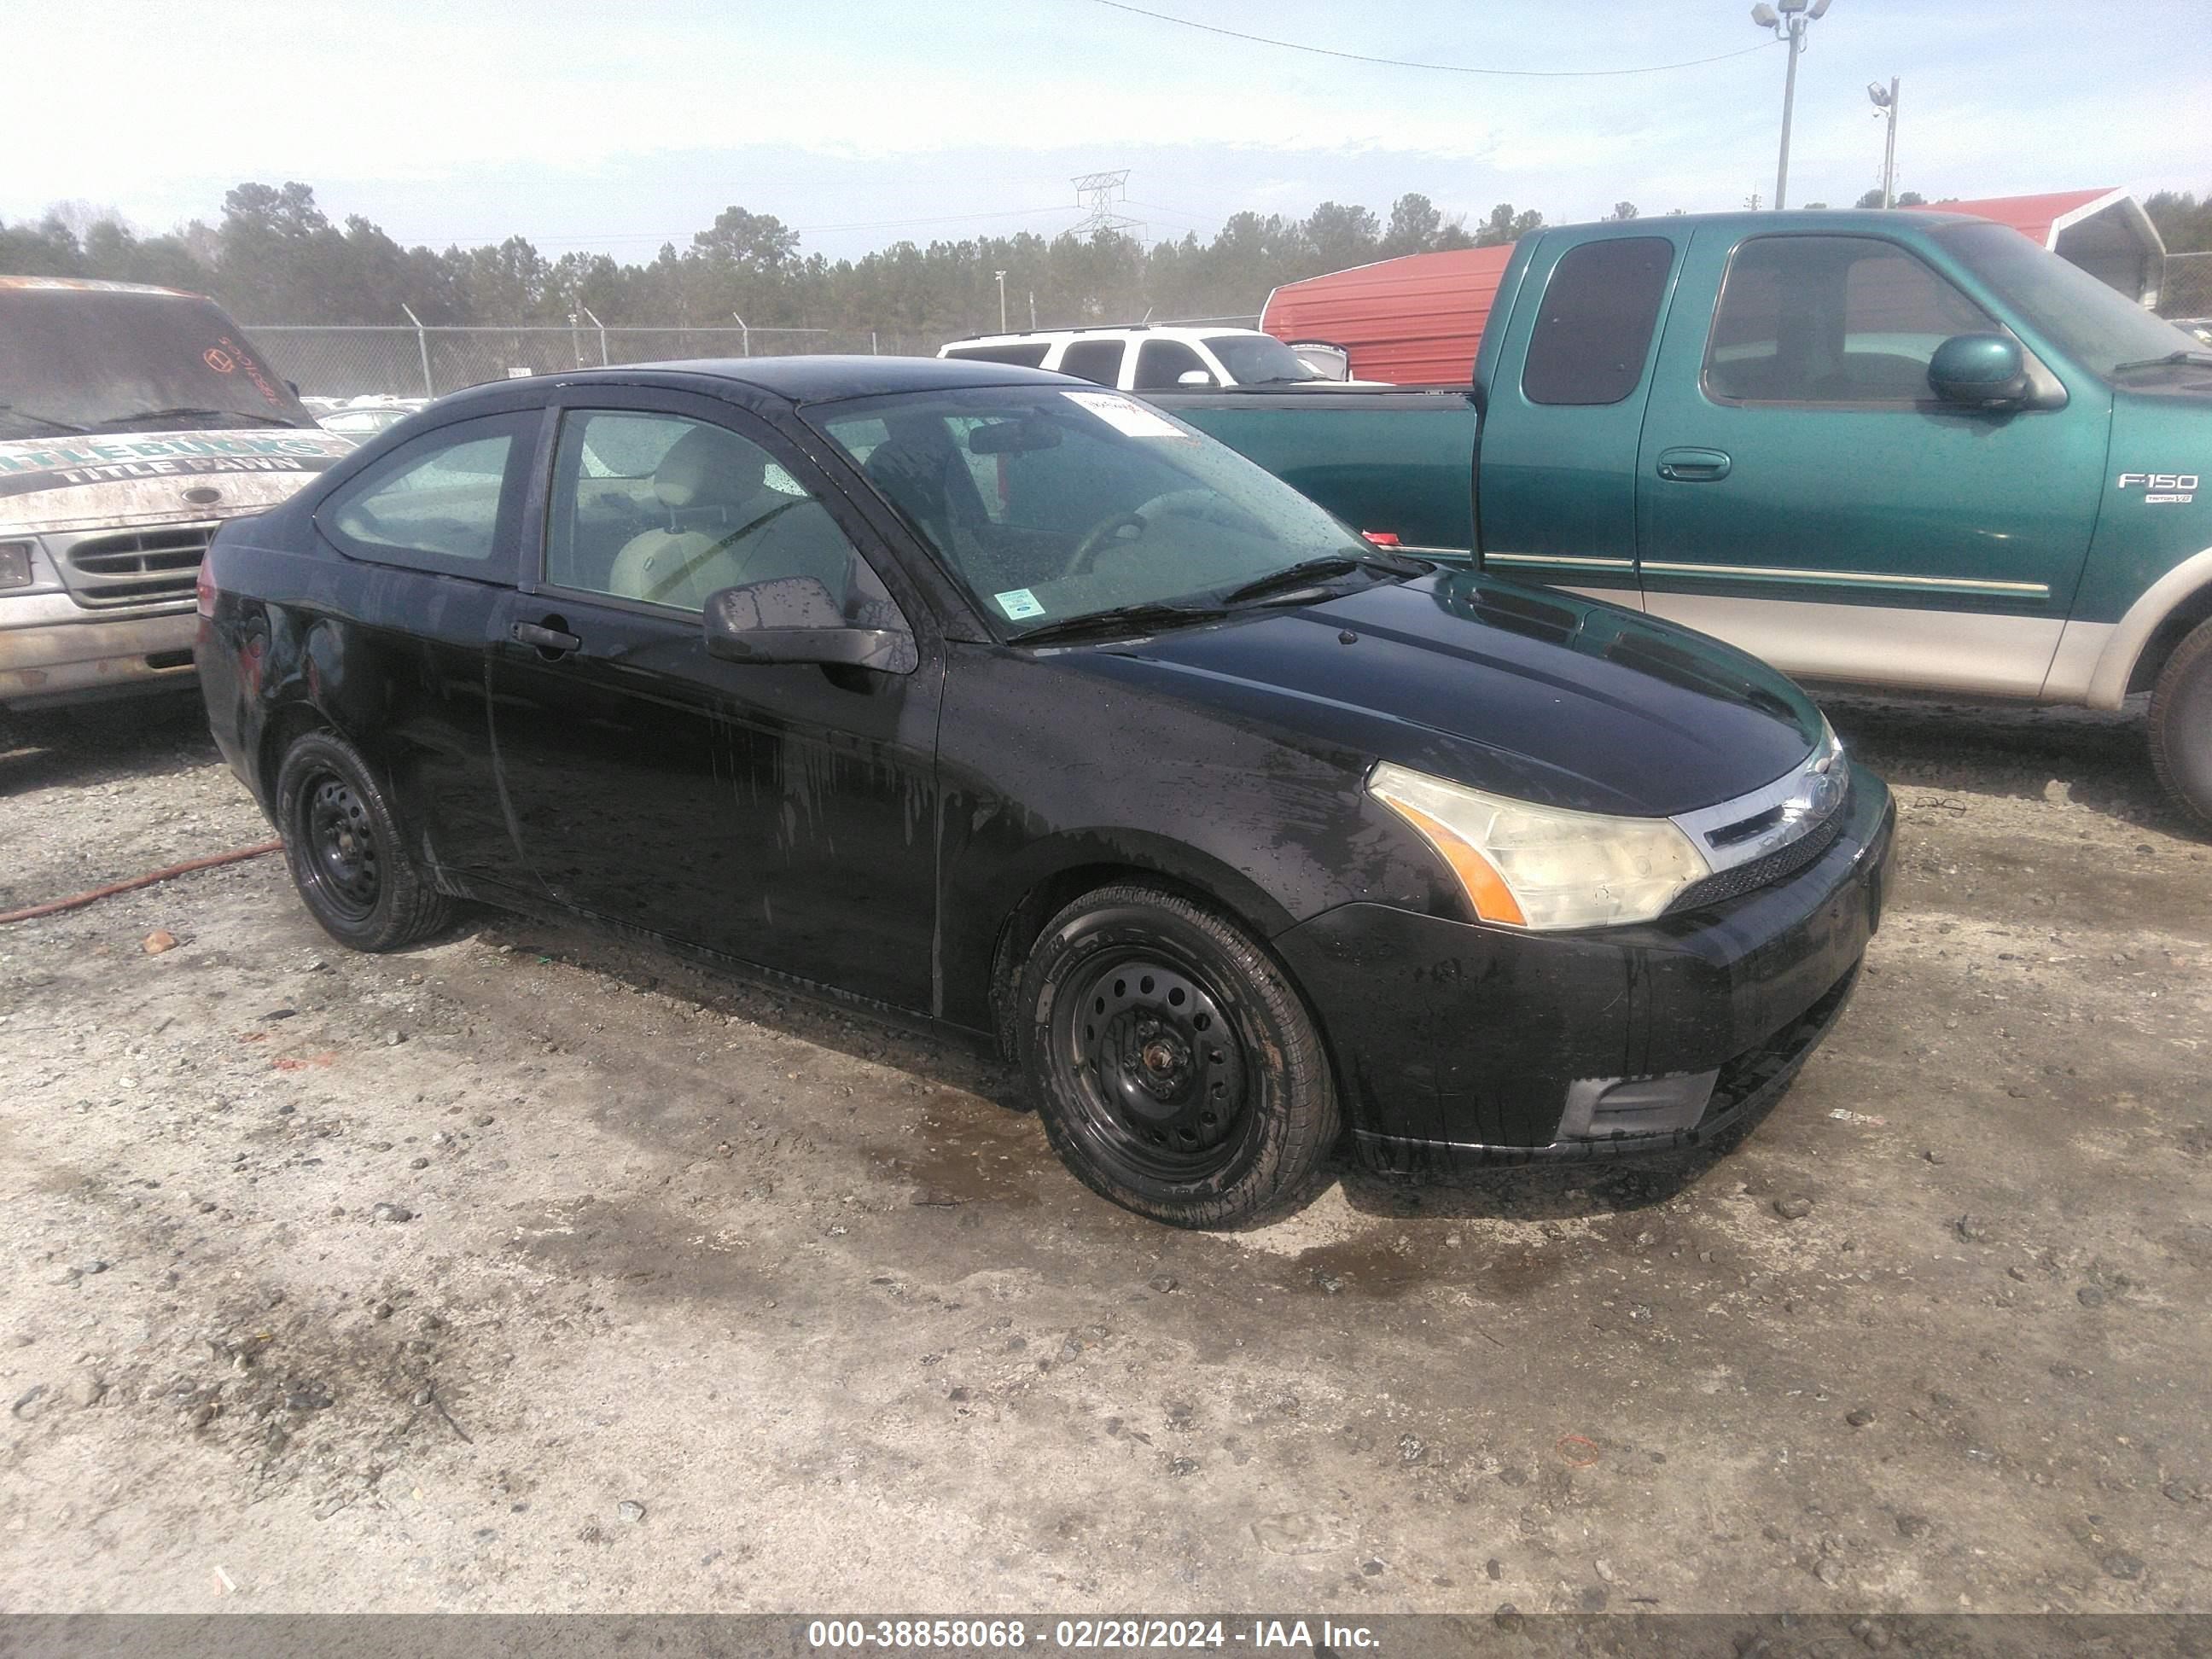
511,619,581,656
1656,446,1732,482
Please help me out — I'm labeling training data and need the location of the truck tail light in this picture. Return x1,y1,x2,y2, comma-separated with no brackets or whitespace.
195,550,218,618
1362,530,1400,547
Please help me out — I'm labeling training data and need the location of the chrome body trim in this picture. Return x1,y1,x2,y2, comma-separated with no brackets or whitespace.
1669,726,1848,876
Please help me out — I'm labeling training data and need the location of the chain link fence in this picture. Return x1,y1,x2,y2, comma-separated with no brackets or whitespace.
2161,252,2212,319
248,323,945,402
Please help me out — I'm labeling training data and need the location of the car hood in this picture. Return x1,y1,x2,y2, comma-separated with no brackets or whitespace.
0,427,352,536
1077,571,1825,818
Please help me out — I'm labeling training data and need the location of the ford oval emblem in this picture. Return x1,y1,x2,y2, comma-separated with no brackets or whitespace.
183,486,223,506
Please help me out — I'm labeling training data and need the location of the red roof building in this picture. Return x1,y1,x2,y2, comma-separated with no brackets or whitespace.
1906,188,2166,305
1260,245,1514,386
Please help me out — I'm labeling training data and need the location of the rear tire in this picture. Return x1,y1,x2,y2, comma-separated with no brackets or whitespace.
1016,882,1338,1228
274,731,454,952
2149,617,2212,834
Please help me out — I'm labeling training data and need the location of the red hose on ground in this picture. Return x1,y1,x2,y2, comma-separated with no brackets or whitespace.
0,840,283,926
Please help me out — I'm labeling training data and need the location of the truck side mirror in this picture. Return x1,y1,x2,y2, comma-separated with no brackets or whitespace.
1176,370,1217,388
1928,334,2029,409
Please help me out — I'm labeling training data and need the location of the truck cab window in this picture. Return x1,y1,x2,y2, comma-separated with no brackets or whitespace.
1705,235,1996,405
1520,237,1674,406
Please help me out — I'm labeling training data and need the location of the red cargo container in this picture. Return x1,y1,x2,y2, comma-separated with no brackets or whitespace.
1260,245,1514,386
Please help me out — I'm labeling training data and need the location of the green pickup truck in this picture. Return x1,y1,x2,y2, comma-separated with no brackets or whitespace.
1161,210,2212,827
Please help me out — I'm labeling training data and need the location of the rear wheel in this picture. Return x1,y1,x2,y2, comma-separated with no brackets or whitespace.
1017,883,1338,1228
2149,617,2212,834
274,731,453,952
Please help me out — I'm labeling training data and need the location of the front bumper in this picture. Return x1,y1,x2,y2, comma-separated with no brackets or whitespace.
0,597,199,710
1273,772,1895,1168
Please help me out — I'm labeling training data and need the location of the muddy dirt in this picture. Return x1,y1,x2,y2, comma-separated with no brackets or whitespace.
1,691,2207,1613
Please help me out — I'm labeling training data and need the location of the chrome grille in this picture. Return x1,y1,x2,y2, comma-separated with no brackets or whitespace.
1664,725,1853,911
59,525,213,611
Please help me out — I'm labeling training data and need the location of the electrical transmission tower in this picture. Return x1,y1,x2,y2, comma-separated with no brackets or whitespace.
1070,170,1145,244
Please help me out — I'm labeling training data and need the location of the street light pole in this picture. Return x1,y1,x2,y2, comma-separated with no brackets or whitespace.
1750,0,1832,212
1870,77,1901,208
994,271,1009,333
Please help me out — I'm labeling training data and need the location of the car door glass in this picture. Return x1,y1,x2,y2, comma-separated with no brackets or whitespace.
1132,339,1208,390
1521,236,1674,406
545,409,905,626
1057,339,1126,386
1706,235,1998,405
322,410,530,574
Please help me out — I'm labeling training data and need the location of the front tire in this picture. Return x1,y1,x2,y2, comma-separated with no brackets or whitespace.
1016,883,1338,1228
274,731,454,952
2149,617,2212,834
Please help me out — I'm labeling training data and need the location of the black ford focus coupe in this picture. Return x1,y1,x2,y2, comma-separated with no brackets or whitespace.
196,357,1893,1227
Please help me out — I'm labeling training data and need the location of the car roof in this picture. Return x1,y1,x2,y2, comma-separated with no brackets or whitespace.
1545,209,1987,237
946,324,1257,346
432,353,1074,413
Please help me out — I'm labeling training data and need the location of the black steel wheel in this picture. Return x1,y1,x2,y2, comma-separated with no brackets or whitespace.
275,730,454,952
1018,883,1338,1226
2150,616,2212,835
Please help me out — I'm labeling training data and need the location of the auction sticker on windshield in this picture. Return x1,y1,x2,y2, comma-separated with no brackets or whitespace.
1062,390,1185,439
994,586,1046,620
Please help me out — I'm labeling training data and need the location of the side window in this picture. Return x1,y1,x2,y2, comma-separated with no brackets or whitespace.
544,409,899,624
945,343,1051,367
1520,236,1674,406
1706,235,1998,405
322,411,531,574
1132,339,1209,390
1057,339,1126,386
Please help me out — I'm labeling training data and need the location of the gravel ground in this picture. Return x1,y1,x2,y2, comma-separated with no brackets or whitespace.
0,690,2207,1615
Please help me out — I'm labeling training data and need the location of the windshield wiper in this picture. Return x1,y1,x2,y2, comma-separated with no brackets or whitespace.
2111,350,2212,374
0,404,93,436
1218,550,1425,607
92,406,303,430
1012,602,1229,646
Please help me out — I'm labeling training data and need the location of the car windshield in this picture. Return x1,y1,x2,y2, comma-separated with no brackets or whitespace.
1934,222,2207,381
1202,334,1325,384
814,387,1372,634
0,286,317,438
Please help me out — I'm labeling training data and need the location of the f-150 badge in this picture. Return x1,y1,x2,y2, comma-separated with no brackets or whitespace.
2117,472,2197,504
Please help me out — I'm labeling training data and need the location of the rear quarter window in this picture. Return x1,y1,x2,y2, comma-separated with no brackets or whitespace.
1520,237,1675,406
318,410,535,580
944,343,1051,368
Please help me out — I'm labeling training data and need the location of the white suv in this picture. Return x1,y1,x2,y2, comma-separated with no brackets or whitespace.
937,325,1343,391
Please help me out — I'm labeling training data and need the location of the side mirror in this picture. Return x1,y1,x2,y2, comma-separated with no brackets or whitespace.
1175,369,1217,387
1928,333,2029,408
702,576,917,675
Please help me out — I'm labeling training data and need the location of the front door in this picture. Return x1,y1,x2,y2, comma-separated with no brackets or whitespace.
1636,227,2108,697
487,393,941,1012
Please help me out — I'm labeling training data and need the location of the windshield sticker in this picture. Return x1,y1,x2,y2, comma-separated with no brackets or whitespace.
1061,390,1185,439
994,587,1046,620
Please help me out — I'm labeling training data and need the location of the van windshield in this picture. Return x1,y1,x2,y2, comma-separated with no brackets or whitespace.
1934,223,2205,381
0,286,317,439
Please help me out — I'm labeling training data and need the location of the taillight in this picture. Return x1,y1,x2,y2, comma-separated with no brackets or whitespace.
1362,530,1401,547
195,550,217,618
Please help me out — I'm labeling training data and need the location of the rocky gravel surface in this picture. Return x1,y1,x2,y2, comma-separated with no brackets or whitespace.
0,690,2207,1614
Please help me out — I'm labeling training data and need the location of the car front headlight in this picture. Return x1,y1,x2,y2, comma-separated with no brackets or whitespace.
1369,761,1712,930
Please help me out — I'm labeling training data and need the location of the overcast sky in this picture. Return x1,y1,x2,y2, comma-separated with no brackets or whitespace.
15,0,2209,259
